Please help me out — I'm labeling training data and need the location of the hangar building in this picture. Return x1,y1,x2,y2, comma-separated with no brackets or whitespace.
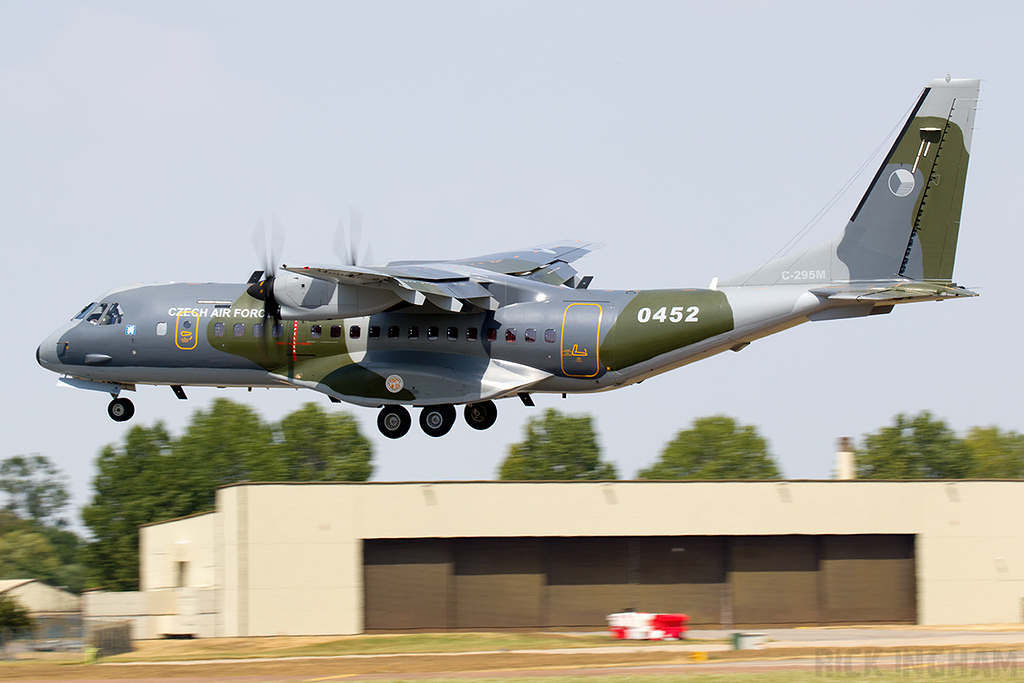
84,481,1024,638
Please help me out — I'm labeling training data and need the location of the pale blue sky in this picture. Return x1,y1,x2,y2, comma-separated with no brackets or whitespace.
4,1,1022,527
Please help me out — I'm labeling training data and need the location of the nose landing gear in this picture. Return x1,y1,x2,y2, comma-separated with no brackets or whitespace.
107,397,135,422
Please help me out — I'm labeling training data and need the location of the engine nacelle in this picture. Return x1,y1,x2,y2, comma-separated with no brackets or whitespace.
274,273,401,320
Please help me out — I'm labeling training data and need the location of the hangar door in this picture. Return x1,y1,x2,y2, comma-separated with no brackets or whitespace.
363,534,915,630
363,539,452,630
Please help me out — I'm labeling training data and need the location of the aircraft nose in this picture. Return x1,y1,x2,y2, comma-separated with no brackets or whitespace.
37,329,64,370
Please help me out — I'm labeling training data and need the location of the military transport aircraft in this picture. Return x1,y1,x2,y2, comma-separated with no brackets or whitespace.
37,78,980,439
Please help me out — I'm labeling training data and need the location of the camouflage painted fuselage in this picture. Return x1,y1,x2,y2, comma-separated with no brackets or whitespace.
36,77,982,428
38,276,757,407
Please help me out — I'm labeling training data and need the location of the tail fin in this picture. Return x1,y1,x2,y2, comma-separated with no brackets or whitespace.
723,78,979,287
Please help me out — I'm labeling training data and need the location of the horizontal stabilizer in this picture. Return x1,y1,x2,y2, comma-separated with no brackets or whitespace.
811,280,977,304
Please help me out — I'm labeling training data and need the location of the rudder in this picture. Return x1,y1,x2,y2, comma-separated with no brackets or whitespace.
841,77,979,282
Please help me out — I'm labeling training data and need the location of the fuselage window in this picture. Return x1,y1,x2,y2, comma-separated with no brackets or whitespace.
447,327,458,341
544,329,557,343
408,326,419,340
525,328,537,343
73,303,97,321
253,323,264,337
156,322,167,336
233,323,245,337
272,323,283,338
388,325,400,340
330,325,341,338
427,326,439,341
369,326,380,339
214,323,225,337
350,325,361,339
310,324,322,339
467,327,478,342
486,328,498,342
505,328,516,342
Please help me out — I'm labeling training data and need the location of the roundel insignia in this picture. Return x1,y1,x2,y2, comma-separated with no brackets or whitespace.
385,374,404,393
888,169,915,197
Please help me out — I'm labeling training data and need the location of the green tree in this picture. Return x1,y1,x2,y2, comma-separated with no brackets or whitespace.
173,399,283,509
963,426,1024,478
0,594,31,634
0,457,85,593
0,530,62,584
82,423,177,591
0,510,25,536
0,454,70,527
499,409,617,480
82,399,374,590
638,415,781,479
856,411,972,479
278,403,373,481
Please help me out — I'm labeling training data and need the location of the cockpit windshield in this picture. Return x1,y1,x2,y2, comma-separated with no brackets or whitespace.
99,303,123,326
73,303,97,320
85,304,106,323
80,302,124,326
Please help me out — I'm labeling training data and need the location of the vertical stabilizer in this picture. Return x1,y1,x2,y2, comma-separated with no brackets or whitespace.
723,78,979,287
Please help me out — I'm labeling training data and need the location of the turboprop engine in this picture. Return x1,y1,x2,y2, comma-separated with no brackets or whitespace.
249,271,404,320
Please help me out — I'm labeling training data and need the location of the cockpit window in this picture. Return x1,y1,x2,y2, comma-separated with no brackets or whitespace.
98,303,123,326
73,303,97,321
85,304,107,324
85,303,124,326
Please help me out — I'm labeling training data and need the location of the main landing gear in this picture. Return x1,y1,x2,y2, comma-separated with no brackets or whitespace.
420,404,456,437
377,405,412,439
107,397,135,422
375,400,498,438
463,401,498,431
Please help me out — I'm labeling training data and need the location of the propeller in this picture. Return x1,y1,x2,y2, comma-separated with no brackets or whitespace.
334,206,374,266
247,215,286,348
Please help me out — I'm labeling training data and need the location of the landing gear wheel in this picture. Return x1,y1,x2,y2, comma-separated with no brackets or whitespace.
377,405,411,439
419,404,456,437
107,397,135,422
463,400,498,431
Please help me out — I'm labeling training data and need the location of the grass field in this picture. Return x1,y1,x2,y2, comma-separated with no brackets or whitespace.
1,631,1019,682
115,631,723,660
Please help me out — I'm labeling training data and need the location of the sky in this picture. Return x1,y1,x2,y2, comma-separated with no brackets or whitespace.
3,1,1023,530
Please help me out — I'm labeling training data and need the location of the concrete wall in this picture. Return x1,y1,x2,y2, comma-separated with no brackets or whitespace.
90,511,221,638
84,589,217,639
135,481,1024,636
140,511,218,591
218,484,363,636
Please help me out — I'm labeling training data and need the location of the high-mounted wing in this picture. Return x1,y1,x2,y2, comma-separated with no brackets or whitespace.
418,239,596,278
279,239,596,315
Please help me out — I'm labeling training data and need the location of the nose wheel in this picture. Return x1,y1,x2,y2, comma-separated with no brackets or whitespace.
107,397,135,422
464,400,498,430
377,405,411,439
419,405,456,437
